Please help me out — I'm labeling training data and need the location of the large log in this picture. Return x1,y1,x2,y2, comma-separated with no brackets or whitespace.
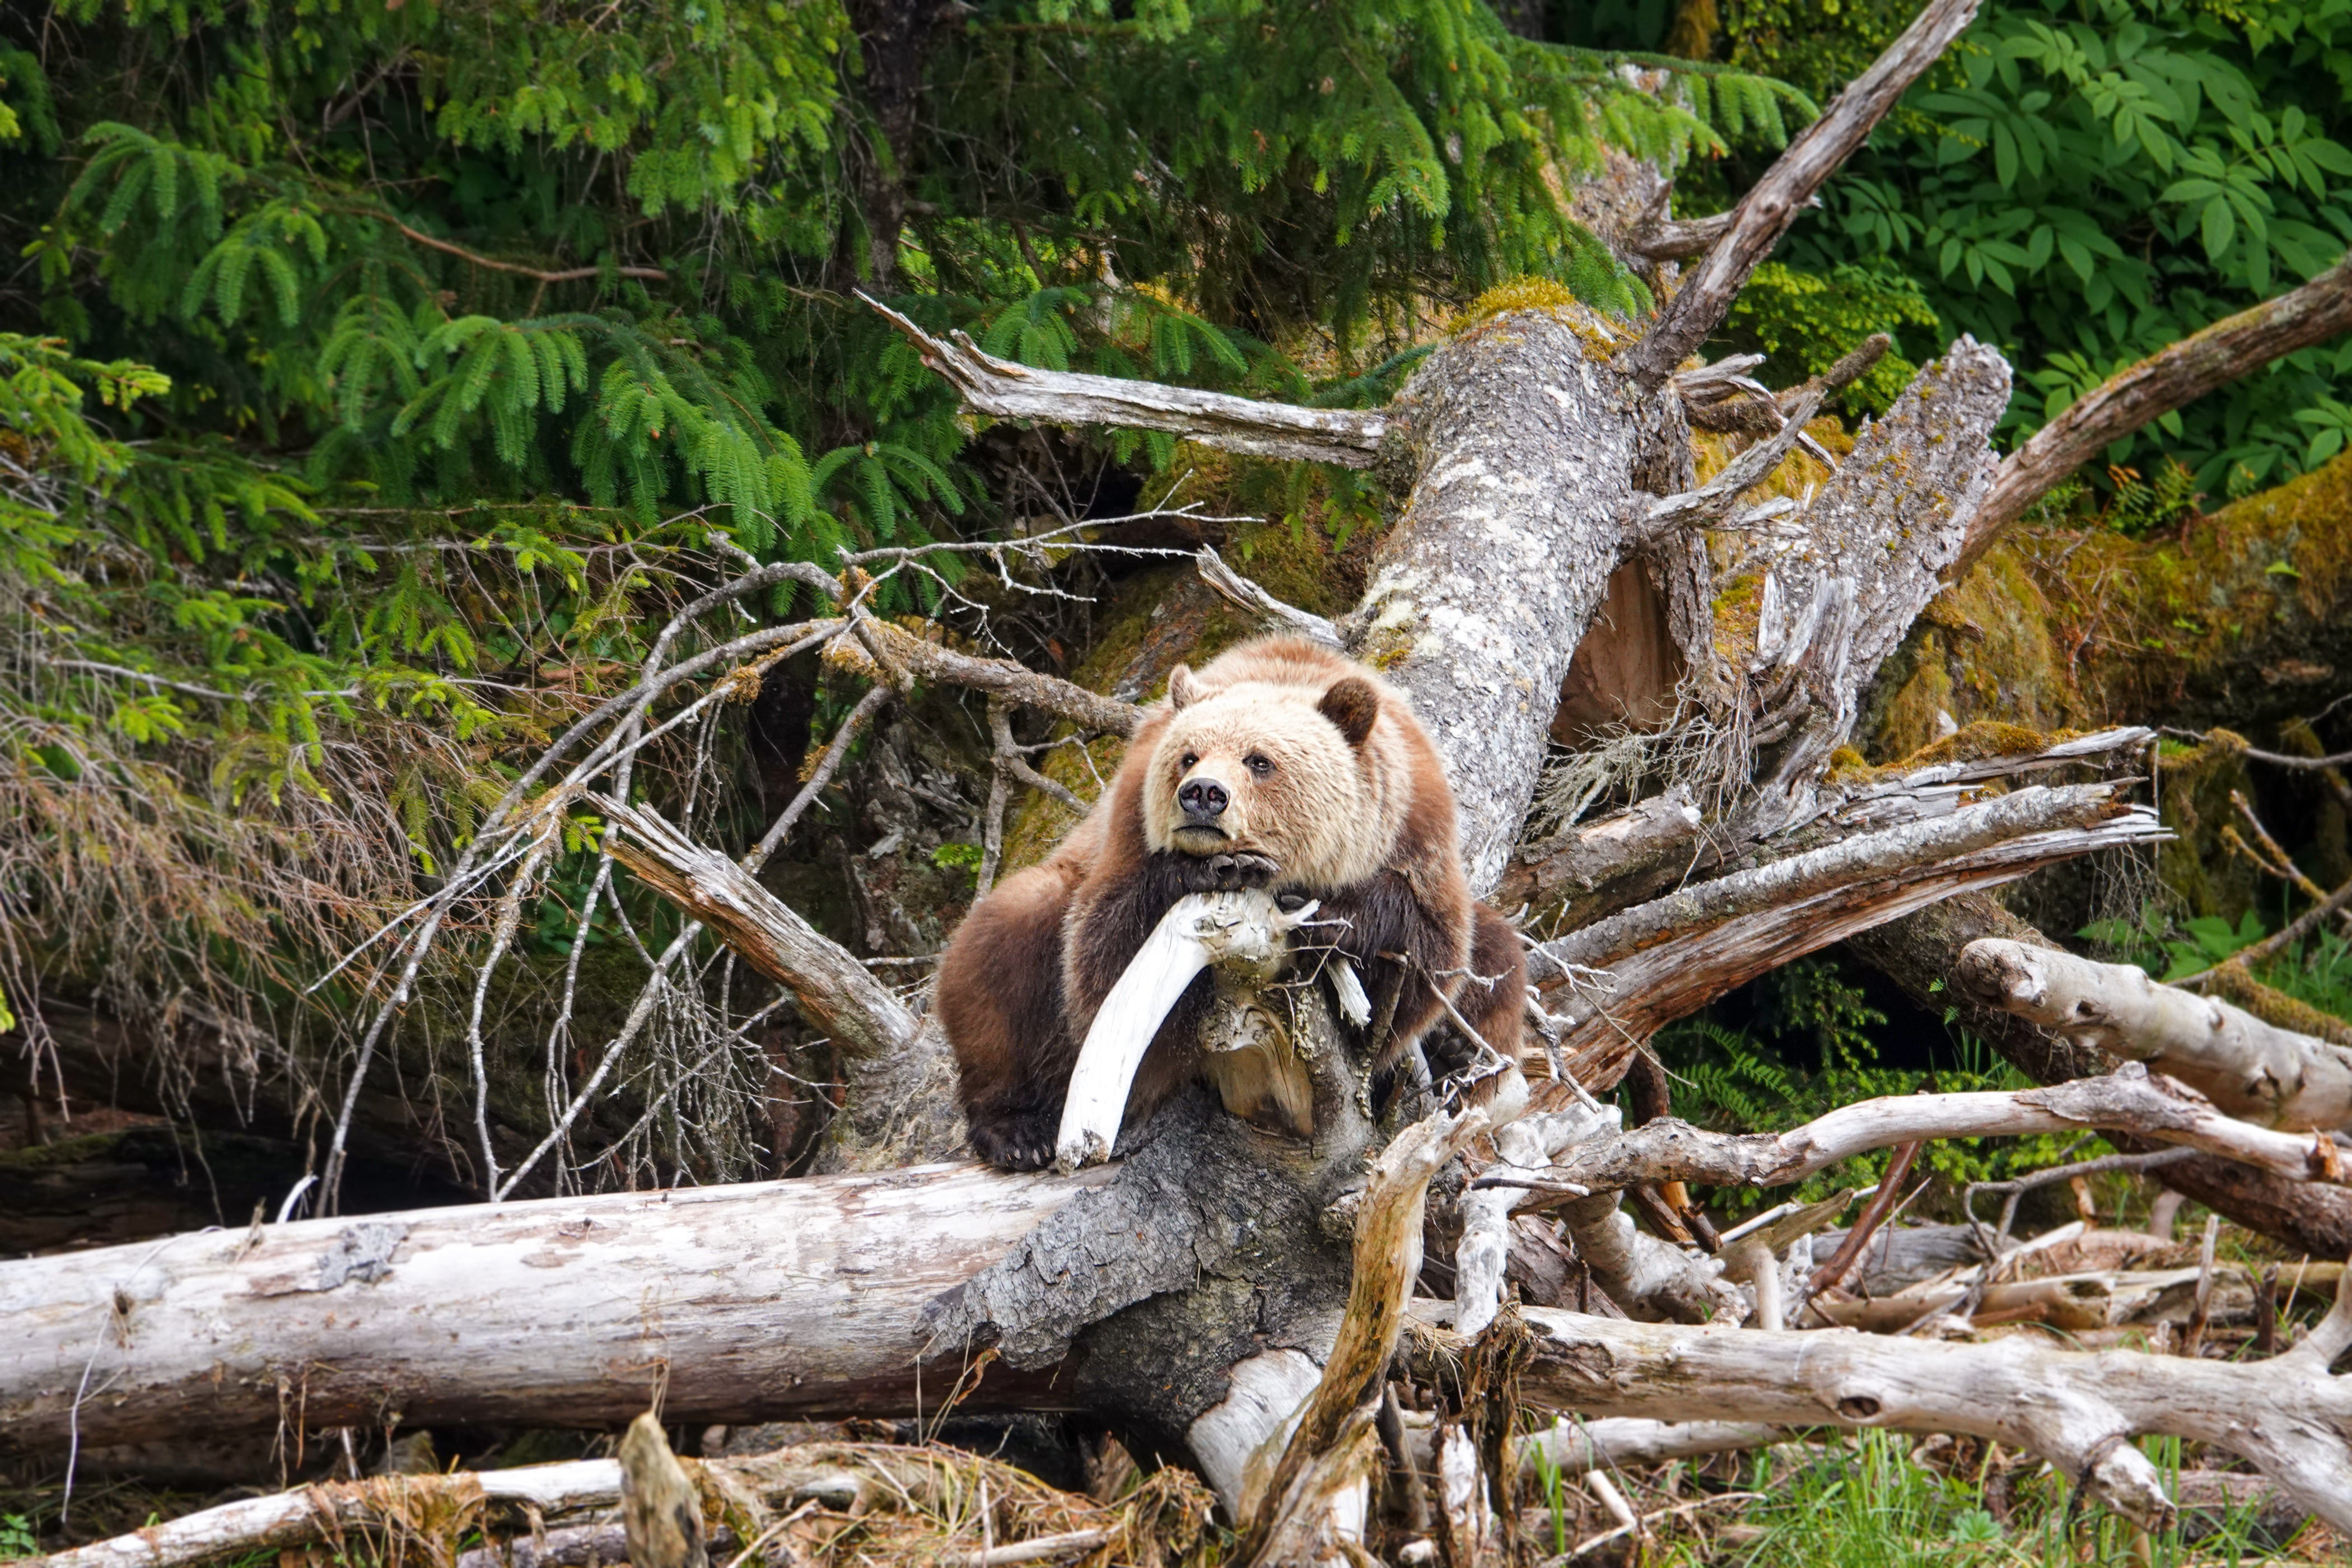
0,1163,1098,1455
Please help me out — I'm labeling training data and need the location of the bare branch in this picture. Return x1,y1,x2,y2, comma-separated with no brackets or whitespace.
1527,1062,2349,1197
1194,547,1344,647
1958,251,2352,573
1618,0,1986,390
33,1462,627,1568
850,614,1142,737
1240,1105,1488,1564
1544,787,2164,1079
592,795,920,1061
1635,337,1884,542
861,294,1387,468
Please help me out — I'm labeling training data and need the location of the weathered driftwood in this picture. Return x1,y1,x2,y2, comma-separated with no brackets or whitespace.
1238,1106,1488,1567
1418,1283,2352,1533
33,1460,625,1568
596,795,919,1063
0,1164,1101,1455
1543,790,2165,1082
1956,937,2352,1130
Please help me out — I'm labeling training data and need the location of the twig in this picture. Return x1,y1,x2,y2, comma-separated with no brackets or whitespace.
942,1530,1111,1567
1802,1140,1920,1308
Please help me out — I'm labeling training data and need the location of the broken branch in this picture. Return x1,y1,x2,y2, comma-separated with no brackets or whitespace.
861,294,1387,468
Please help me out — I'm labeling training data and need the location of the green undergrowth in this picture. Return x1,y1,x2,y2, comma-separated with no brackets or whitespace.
1585,1429,2338,1566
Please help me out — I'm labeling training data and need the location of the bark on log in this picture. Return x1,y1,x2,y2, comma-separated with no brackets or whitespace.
0,1164,1100,1455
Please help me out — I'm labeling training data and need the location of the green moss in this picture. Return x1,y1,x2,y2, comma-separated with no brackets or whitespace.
1890,720,2053,771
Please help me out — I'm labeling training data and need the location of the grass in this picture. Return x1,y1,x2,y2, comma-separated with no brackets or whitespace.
1545,1429,2339,1566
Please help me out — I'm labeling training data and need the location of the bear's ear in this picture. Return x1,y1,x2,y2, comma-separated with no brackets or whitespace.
1168,665,1203,711
1318,677,1380,748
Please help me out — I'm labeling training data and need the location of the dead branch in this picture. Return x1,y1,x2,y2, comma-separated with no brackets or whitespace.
0,1164,1102,1454
860,295,1386,467
1519,1418,1784,1477
1956,937,2352,1130
1617,0,1986,390
1193,547,1345,647
594,796,920,1061
1635,336,1886,542
1537,786,2163,1076
1959,250,2352,572
29,1462,626,1568
849,615,1142,738
1539,785,2141,977
1239,1106,1488,1565
1524,1063,2351,1197
1497,786,1704,932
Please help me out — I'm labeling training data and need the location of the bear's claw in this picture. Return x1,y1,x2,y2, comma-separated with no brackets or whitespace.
968,1112,1059,1171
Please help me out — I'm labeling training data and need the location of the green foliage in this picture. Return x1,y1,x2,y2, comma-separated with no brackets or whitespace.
2159,907,2269,977
0,1513,33,1561
1723,261,1943,413
1653,957,2074,1215
1764,0,2352,496
0,0,1817,1002
1703,1429,2302,1566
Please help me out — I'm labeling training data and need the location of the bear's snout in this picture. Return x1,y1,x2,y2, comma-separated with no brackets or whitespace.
1177,776,1230,820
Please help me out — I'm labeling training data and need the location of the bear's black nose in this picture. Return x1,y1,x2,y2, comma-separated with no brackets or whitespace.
1178,777,1229,818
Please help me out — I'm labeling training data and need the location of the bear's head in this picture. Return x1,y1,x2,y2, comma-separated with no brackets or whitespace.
1142,664,1399,889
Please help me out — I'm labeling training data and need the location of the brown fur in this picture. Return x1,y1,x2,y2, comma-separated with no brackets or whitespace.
940,637,1526,1169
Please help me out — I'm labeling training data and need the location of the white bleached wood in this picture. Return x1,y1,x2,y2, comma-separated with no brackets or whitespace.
1530,1063,2352,1196
1444,1292,2352,1532
1522,1418,1783,1477
1453,1119,1547,1336
1956,937,2352,1130
32,1462,624,1568
1054,889,1301,1171
0,1165,1106,1455
1188,1350,1326,1511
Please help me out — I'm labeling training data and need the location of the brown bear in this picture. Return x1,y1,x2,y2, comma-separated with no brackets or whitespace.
937,636,1525,1170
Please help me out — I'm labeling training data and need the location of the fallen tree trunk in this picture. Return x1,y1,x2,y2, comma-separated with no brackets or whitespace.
1432,1289,2352,1533
0,1163,1099,1455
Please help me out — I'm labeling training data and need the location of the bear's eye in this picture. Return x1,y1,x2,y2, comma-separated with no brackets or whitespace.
1180,752,1199,771
1245,753,1275,777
